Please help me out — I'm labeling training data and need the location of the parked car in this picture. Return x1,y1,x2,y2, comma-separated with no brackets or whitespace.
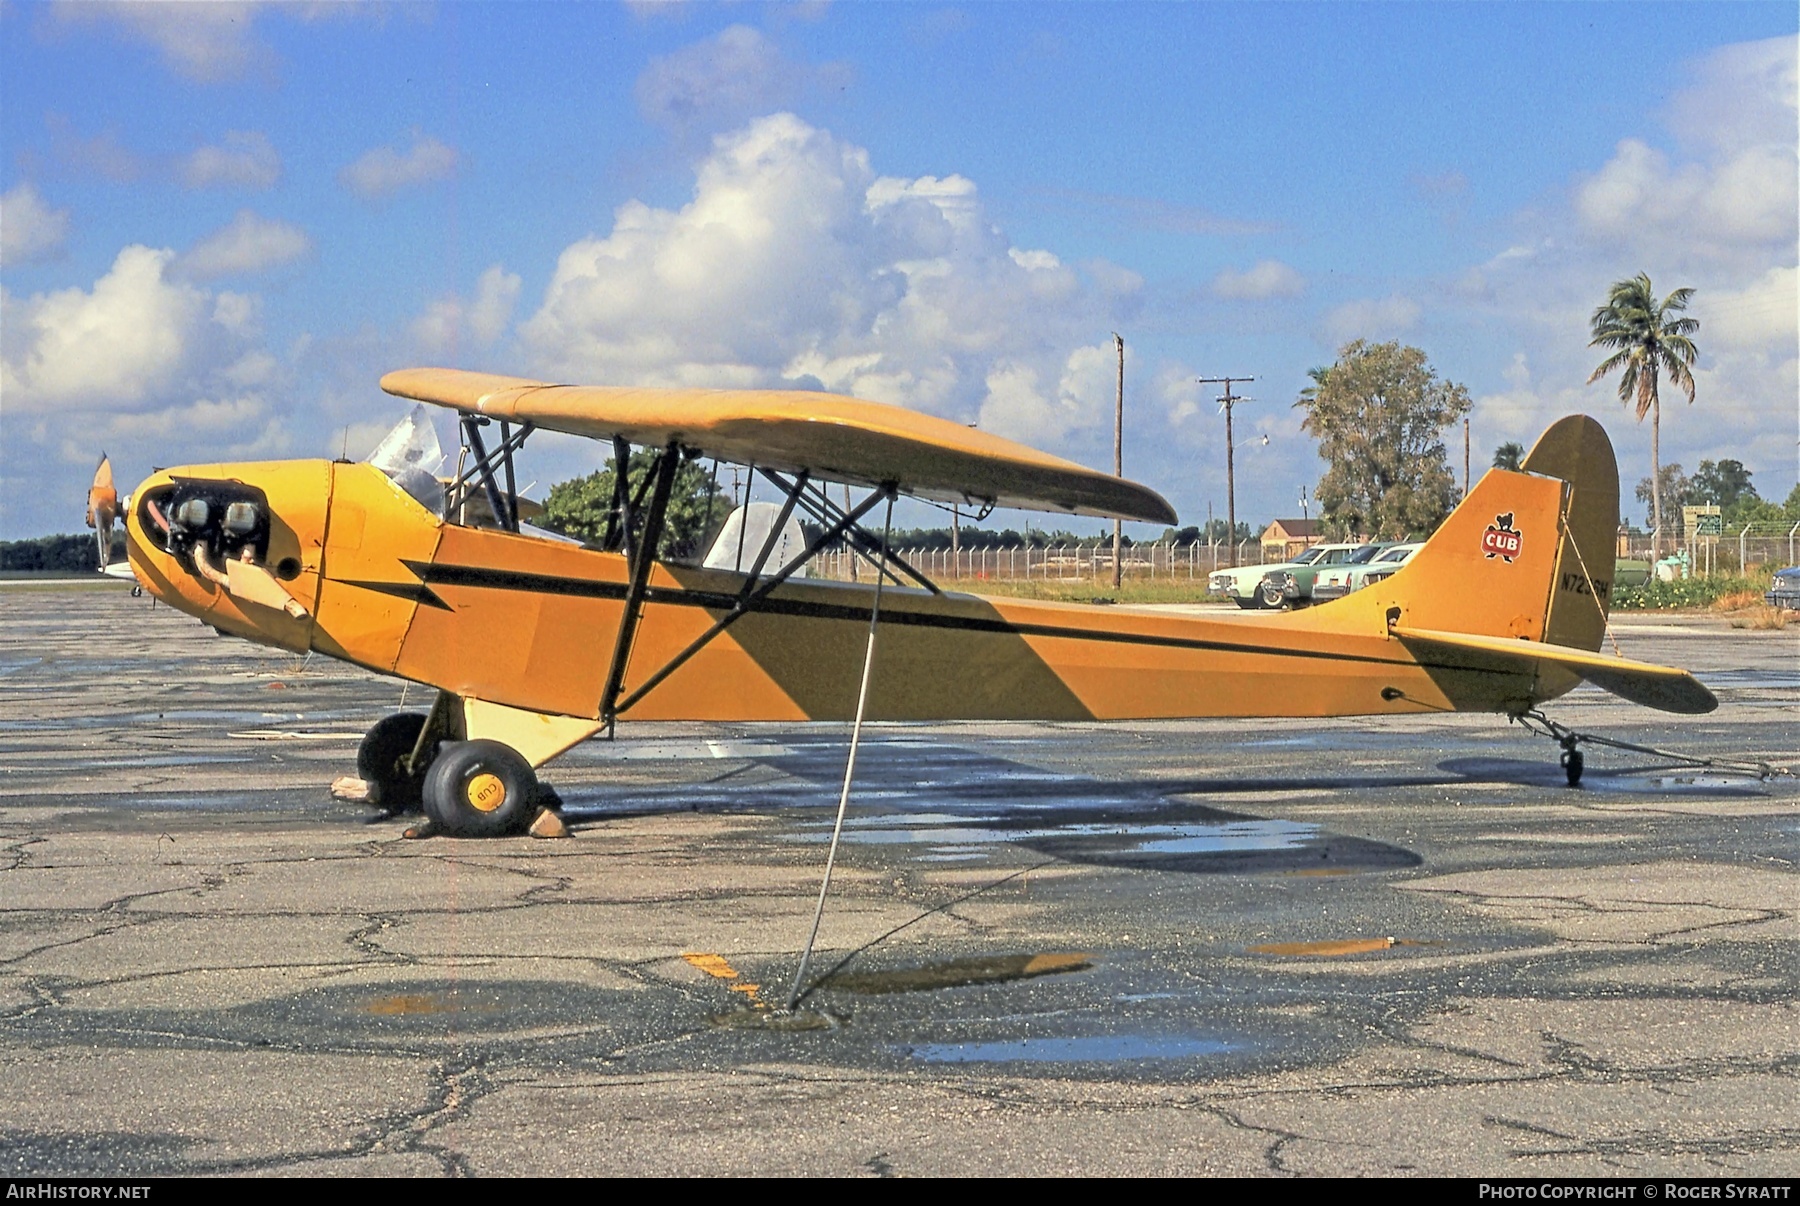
1208,543,1350,609
1312,542,1423,602
1767,566,1800,610
1259,541,1396,608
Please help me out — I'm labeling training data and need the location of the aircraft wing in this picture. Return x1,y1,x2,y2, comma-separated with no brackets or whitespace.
380,367,1177,524
1392,626,1717,715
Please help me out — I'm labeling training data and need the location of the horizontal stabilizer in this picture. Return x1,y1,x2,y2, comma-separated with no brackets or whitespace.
1393,626,1717,715
380,367,1176,524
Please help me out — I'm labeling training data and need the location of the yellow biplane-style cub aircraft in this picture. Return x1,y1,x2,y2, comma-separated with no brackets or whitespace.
120,368,1714,838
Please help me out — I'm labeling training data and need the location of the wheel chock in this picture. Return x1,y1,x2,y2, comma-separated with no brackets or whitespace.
528,807,569,839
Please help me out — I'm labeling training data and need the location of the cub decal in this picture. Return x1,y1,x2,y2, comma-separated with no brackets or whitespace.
1482,512,1523,563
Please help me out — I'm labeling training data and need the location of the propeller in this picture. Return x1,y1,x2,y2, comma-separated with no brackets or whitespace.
85,453,120,572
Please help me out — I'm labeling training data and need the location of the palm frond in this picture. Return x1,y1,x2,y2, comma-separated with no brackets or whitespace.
1586,349,1631,382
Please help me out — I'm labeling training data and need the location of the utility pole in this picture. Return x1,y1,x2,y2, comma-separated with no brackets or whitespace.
1463,417,1470,497
1112,333,1125,590
1199,376,1254,567
1299,484,1310,525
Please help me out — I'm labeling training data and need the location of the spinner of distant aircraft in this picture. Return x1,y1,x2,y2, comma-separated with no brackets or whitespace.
101,368,1714,838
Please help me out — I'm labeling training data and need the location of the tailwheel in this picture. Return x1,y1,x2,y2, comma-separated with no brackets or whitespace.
422,739,539,838
1561,747,1584,787
357,712,431,814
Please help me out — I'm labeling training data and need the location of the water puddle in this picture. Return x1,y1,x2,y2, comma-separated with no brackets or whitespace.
902,1035,1239,1063
821,952,1092,995
1443,758,1771,796
227,729,363,741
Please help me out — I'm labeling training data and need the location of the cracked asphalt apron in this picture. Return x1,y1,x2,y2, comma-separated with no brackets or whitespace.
1,582,1796,1176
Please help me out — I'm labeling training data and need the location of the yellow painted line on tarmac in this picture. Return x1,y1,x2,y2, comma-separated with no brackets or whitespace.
682,952,768,1009
682,952,739,979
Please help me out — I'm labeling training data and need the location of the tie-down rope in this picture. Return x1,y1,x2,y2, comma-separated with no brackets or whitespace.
788,492,895,1010
1514,709,1794,781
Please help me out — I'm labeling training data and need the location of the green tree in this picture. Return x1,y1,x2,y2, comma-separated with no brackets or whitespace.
1587,273,1700,554
1492,441,1525,471
1688,458,1757,513
542,449,730,560
1634,463,1690,530
1295,340,1472,540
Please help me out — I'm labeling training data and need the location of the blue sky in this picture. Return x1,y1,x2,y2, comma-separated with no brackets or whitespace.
3,2,1795,540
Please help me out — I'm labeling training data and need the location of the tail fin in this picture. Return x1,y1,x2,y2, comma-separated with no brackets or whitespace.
1304,416,1712,714
1328,415,1617,652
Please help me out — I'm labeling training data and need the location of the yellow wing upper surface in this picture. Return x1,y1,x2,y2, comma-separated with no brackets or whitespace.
380,367,1176,524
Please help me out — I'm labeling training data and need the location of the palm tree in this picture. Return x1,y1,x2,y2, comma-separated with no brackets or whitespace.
1587,274,1699,557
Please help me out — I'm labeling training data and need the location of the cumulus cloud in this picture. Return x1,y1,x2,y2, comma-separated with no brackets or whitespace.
410,264,523,357
2,245,216,410
1455,36,1798,489
338,133,459,200
1697,265,1800,353
0,184,71,266
181,130,280,190
1322,295,1421,344
635,25,850,134
1573,37,1796,275
47,1,266,83
0,244,291,537
520,114,1127,449
1211,259,1304,301
175,211,311,280
1666,35,1798,157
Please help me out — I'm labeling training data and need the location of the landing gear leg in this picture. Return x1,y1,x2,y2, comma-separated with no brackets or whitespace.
1516,710,1586,788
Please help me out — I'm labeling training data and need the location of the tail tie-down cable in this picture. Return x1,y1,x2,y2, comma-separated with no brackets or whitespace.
1514,708,1795,786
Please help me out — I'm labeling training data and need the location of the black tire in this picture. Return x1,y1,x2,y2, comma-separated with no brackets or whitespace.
422,739,539,838
357,712,429,813
1259,579,1287,609
1562,749,1584,787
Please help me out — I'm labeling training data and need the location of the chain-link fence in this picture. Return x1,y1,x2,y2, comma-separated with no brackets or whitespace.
1619,520,1800,575
810,539,1288,582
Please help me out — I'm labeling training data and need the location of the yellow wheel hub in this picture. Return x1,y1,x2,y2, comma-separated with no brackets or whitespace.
466,772,507,813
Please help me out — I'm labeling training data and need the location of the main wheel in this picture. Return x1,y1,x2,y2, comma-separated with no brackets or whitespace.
1562,748,1584,787
357,712,430,813
422,739,539,838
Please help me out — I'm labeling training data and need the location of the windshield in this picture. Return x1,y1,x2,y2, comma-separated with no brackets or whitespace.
1347,544,1383,564
1376,545,1415,563
1293,547,1326,565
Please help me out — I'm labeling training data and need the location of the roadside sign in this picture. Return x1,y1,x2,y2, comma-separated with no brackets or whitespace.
1683,505,1722,537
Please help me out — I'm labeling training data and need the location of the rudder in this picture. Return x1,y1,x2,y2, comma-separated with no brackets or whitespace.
1520,415,1619,652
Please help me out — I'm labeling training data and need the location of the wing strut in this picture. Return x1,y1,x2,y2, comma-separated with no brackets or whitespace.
597,445,680,729
762,468,939,595
449,416,534,531
610,479,893,720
